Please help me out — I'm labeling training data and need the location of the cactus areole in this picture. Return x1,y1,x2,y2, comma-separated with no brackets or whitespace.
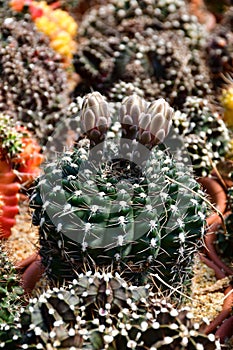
31,92,206,287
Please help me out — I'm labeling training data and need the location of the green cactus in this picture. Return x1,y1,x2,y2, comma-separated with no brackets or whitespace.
0,113,23,159
15,270,220,350
30,92,206,292
172,96,230,177
0,245,25,350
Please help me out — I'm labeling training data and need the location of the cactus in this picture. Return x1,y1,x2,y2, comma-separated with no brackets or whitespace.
0,245,25,350
73,0,212,109
30,92,206,292
172,96,230,177
10,270,220,349
0,16,70,145
0,113,43,237
10,0,78,67
206,7,233,90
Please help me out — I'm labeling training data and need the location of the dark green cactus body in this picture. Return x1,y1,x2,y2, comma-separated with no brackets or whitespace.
172,97,230,177
30,93,206,290
18,271,220,350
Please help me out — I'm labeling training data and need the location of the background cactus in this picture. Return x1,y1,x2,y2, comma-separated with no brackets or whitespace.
172,96,230,177
73,0,211,109
0,245,25,350
0,16,70,145
14,270,220,349
206,7,233,90
30,92,206,292
10,0,78,67
0,113,43,237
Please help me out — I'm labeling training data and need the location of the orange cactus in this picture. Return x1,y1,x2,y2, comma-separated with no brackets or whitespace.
13,127,44,183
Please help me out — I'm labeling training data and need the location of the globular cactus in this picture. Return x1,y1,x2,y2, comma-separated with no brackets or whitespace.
73,0,212,109
30,92,206,291
0,113,43,238
0,16,70,145
0,245,25,350
172,96,230,177
10,0,78,67
206,7,233,90
11,270,220,349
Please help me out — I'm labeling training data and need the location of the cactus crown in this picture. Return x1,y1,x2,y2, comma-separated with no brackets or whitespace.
0,113,23,159
31,92,206,291
173,96,230,176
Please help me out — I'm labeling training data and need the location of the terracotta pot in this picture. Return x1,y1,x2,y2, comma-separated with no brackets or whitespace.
0,159,20,238
204,285,233,336
198,177,233,341
15,253,44,294
198,177,227,226
215,316,233,343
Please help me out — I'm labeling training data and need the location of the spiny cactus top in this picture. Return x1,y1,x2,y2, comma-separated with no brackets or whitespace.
0,112,43,173
73,0,212,109
0,17,70,144
172,96,230,177
30,92,206,290
15,270,221,350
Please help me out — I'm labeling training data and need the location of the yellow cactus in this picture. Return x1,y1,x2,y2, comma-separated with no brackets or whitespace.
35,16,58,36
227,139,233,159
221,81,233,128
50,9,77,37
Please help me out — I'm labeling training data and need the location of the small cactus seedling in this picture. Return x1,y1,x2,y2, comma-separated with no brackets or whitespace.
30,92,206,292
12,270,220,349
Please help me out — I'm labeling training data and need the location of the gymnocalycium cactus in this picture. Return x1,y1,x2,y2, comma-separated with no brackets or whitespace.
73,0,211,109
16,270,220,350
30,92,206,291
172,96,230,177
0,17,70,145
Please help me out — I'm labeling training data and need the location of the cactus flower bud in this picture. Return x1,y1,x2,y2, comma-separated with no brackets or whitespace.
81,92,111,147
138,98,173,148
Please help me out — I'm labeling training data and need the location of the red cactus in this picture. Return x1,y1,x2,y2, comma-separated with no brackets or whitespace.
0,123,43,238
